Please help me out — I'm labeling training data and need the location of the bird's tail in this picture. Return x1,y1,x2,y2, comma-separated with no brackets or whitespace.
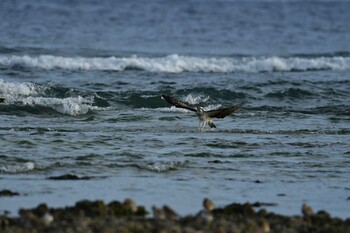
208,121,216,128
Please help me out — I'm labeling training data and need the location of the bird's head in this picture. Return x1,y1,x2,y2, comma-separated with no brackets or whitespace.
197,106,204,115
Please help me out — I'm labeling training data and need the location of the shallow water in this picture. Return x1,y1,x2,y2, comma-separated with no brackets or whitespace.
1,0,350,218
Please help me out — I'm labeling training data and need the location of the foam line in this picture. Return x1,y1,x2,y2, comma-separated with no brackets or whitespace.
1,54,349,73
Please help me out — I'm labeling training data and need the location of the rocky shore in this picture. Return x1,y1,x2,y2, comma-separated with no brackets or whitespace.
1,198,349,233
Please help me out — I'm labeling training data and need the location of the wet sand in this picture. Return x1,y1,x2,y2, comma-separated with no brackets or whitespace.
1,198,349,233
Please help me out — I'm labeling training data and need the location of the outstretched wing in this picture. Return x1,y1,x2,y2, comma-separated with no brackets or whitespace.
161,95,197,112
206,103,242,119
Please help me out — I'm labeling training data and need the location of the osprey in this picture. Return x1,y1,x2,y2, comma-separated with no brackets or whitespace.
161,95,242,130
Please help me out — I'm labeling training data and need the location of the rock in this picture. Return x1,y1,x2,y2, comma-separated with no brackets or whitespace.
48,174,91,180
0,216,10,228
0,189,20,197
75,200,107,217
19,205,53,228
19,210,40,228
198,210,214,223
108,200,124,216
135,206,148,216
163,205,178,220
152,205,165,220
252,202,277,207
107,200,147,217
213,202,255,217
258,219,271,233
32,203,49,217
1,200,350,233
41,212,54,227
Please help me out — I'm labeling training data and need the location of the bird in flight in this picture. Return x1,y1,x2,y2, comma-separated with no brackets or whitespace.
161,95,242,130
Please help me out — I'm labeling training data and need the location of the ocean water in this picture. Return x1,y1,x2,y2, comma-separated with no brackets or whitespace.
1,0,350,218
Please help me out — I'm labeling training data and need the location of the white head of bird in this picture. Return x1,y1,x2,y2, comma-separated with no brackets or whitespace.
197,106,204,116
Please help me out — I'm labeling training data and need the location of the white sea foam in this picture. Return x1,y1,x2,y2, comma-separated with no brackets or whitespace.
0,79,43,99
0,79,100,116
0,162,35,173
1,54,350,73
180,94,221,111
183,94,209,105
21,96,98,116
138,160,187,172
159,106,191,113
140,106,191,113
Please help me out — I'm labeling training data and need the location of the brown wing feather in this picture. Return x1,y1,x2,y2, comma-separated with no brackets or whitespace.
206,103,241,119
161,95,197,112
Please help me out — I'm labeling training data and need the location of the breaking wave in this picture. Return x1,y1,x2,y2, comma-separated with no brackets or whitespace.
0,79,43,97
1,54,350,73
137,160,188,172
20,96,98,116
0,162,35,174
0,79,103,116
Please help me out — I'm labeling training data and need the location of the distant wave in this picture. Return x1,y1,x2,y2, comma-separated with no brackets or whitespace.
1,54,350,73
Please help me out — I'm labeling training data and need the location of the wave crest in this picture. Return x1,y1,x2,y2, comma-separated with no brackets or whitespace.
1,54,349,73
0,162,35,173
21,96,98,116
0,79,43,98
0,79,103,116
137,160,188,172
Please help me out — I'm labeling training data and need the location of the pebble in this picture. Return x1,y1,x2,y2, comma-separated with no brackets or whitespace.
163,205,178,220
0,189,20,197
1,200,349,233
152,205,165,220
41,212,54,226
